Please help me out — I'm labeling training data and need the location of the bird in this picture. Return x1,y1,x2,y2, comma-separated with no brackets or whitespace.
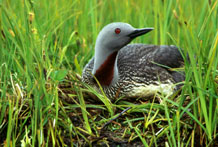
82,22,185,99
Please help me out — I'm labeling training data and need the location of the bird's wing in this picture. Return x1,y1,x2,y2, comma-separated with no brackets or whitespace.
150,45,186,85
151,45,184,69
119,44,184,69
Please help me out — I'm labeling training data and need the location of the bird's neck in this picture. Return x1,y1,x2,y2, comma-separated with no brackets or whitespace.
92,46,119,86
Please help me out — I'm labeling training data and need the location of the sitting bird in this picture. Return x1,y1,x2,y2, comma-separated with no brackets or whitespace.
82,22,185,99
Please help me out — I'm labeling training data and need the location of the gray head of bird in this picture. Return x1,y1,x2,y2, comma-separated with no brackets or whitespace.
95,22,154,52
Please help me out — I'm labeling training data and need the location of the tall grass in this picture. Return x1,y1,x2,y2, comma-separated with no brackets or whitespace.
0,0,217,146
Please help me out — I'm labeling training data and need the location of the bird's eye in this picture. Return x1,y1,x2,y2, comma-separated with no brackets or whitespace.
115,28,121,34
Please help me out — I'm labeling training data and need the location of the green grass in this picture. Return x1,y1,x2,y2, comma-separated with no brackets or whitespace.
0,0,218,146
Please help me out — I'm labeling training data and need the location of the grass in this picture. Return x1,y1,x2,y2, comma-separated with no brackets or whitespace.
0,0,218,146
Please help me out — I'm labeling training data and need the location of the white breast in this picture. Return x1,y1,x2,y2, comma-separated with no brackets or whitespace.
127,80,175,98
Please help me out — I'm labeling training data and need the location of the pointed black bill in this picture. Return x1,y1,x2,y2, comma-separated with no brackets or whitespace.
128,28,154,39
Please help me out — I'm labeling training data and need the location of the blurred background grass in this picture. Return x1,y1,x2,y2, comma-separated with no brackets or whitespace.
0,0,217,146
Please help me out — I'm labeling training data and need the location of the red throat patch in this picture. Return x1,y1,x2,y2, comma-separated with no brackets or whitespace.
94,51,118,86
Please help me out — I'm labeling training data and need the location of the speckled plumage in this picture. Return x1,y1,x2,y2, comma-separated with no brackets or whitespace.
82,43,185,99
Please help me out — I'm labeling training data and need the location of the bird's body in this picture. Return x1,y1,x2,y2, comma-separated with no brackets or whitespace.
82,23,185,99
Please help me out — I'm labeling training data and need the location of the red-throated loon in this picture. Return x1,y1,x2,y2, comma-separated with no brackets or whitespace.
82,22,185,99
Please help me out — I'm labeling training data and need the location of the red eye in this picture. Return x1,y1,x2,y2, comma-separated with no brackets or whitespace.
115,28,121,34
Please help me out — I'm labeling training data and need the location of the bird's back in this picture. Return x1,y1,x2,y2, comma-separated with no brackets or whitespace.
117,44,184,82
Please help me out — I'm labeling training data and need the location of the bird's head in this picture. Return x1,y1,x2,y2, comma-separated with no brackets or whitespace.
95,22,153,51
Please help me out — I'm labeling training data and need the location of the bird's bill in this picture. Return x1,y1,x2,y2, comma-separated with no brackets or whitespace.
128,28,154,39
